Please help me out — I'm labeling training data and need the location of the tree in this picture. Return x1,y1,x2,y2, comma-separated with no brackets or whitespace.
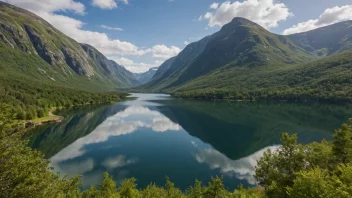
332,119,352,164
287,164,352,198
186,180,204,198
255,133,305,197
165,177,184,198
118,178,140,198
304,140,333,170
100,172,120,198
203,176,230,198
286,167,334,198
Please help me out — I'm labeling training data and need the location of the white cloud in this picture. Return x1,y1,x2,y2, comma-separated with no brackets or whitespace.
283,5,352,35
110,57,162,73
202,0,292,29
210,2,219,9
121,0,128,5
151,117,181,132
184,41,190,45
2,0,85,15
92,0,117,9
101,25,123,31
151,45,181,59
3,0,148,57
2,0,181,72
195,146,279,185
50,105,181,165
102,155,138,169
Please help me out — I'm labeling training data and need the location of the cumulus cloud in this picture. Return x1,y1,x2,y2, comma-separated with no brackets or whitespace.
50,105,181,164
151,45,181,59
151,117,181,132
102,155,138,169
3,0,150,57
202,0,292,29
283,5,352,35
2,0,85,15
210,2,219,9
92,0,117,9
195,146,279,185
121,0,128,5
110,57,162,73
101,25,123,31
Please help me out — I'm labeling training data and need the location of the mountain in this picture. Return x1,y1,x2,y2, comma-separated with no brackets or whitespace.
142,17,315,92
133,67,158,84
81,44,140,87
288,20,352,56
0,2,138,90
142,18,352,102
173,51,352,102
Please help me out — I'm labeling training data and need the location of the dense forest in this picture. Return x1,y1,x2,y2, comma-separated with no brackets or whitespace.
172,51,352,102
0,76,127,122
1,104,352,197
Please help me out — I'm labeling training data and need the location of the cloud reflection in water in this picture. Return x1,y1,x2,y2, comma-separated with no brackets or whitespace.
195,145,279,185
50,105,181,178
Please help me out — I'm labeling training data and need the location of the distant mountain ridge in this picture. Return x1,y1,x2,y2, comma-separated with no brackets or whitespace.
140,18,352,102
142,17,317,92
0,2,139,90
288,20,352,56
133,67,158,84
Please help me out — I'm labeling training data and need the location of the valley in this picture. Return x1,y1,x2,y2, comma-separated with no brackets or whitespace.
1,1,352,197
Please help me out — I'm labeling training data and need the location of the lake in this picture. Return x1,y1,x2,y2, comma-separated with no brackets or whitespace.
28,93,352,190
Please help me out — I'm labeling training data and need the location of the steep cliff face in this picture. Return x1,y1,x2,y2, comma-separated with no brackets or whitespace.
0,2,138,90
81,44,140,88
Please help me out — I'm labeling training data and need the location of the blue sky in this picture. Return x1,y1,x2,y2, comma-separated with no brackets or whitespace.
3,0,352,72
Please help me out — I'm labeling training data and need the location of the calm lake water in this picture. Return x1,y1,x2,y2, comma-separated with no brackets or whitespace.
28,93,352,190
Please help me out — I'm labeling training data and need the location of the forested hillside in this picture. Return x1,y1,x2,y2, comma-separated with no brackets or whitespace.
0,2,139,90
141,19,352,102
0,2,135,121
173,51,352,102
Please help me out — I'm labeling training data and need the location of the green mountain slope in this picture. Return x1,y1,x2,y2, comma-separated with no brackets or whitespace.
143,17,315,92
142,18,352,102
173,51,352,102
81,44,140,88
0,2,138,90
288,20,352,56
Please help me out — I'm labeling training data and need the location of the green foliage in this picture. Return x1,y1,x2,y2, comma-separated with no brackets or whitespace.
255,120,352,197
0,106,82,198
2,102,352,197
332,118,352,164
0,2,139,91
255,133,305,197
172,51,352,102
186,180,204,198
287,164,352,198
233,184,265,198
0,76,127,121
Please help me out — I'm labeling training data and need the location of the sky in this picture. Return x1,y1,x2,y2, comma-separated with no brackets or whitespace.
2,0,352,73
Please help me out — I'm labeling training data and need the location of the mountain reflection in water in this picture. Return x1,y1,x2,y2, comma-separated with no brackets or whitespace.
28,93,352,190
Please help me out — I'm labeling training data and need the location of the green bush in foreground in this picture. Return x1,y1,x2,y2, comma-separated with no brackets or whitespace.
1,104,352,197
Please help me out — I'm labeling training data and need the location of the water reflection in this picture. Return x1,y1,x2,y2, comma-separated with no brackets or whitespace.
28,94,352,190
50,104,182,185
194,146,279,185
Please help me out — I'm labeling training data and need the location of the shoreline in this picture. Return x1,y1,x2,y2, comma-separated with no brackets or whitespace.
23,98,131,129
25,108,64,128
